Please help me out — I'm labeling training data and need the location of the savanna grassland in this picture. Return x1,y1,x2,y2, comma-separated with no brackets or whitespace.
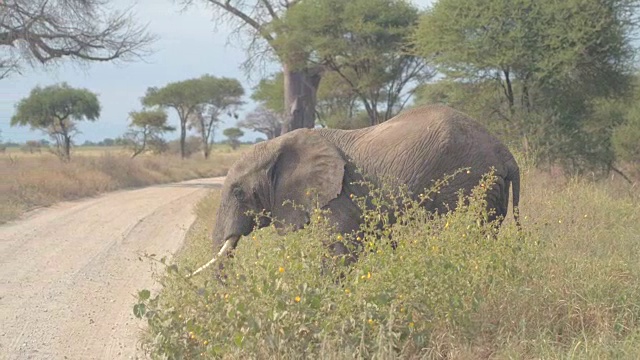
0,146,243,224
134,161,640,359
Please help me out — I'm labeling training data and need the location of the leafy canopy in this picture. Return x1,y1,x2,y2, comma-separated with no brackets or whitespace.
223,127,244,140
273,0,426,124
11,82,100,128
412,0,640,175
129,109,173,131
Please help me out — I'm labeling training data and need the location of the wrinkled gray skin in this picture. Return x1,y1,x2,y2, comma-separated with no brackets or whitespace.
201,105,520,273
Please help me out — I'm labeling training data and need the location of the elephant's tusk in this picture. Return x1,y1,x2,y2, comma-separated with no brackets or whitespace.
187,239,233,278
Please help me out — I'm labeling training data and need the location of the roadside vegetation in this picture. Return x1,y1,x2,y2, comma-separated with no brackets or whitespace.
135,162,640,358
0,147,243,224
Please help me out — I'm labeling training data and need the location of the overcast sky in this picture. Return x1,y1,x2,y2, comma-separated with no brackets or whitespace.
0,0,434,144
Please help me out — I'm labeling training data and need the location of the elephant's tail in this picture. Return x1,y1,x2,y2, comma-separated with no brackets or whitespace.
509,166,521,229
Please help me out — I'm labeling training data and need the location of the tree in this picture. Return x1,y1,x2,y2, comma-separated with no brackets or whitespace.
223,127,244,150
143,75,244,159
22,140,42,153
180,0,322,133
275,0,430,125
11,83,100,161
0,0,155,79
315,72,362,129
414,0,640,174
189,76,244,159
142,78,204,159
100,138,115,147
251,73,286,114
238,106,284,140
123,109,175,158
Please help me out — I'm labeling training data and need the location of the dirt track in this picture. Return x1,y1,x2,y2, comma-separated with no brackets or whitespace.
0,177,225,360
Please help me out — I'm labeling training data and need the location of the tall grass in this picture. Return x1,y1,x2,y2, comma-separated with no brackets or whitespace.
0,150,241,224
135,164,640,359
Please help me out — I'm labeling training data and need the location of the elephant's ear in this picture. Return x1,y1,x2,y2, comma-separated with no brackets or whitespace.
269,129,346,229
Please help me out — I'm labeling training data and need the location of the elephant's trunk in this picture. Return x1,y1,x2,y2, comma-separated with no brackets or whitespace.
187,236,237,278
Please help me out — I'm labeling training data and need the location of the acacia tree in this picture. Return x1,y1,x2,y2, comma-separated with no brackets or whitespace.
142,78,203,159
179,0,321,133
143,75,244,159
11,83,100,161
223,127,244,150
275,0,430,125
0,0,155,79
123,109,175,158
414,0,640,174
190,76,244,159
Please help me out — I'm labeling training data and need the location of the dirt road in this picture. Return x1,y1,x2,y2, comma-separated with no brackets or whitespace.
0,177,225,360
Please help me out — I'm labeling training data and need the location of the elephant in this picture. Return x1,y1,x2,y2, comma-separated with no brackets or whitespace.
189,104,520,276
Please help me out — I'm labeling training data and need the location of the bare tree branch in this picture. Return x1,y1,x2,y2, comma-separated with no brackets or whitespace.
0,0,156,78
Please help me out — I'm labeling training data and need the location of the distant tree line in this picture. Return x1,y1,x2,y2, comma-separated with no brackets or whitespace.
4,0,640,176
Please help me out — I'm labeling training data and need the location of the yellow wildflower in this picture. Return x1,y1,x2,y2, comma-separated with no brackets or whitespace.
367,272,371,279
368,319,374,325
295,296,301,303
409,322,414,328
336,234,343,241
279,267,285,273
345,289,350,294
203,340,208,345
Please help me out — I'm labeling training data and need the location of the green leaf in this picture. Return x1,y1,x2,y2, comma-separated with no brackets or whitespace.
138,289,151,301
133,303,146,318
233,333,244,347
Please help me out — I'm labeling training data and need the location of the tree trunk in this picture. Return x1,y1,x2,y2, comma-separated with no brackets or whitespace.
202,137,210,159
63,135,71,162
281,63,322,135
180,122,187,159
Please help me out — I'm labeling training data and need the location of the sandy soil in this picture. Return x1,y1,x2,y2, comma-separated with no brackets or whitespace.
0,177,225,360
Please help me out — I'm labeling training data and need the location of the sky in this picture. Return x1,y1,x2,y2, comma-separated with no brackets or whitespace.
0,0,434,144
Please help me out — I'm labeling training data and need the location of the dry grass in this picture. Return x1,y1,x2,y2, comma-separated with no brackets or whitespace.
0,147,243,224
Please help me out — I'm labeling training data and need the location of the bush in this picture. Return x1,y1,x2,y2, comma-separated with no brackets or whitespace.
613,108,640,174
135,172,537,358
136,162,640,358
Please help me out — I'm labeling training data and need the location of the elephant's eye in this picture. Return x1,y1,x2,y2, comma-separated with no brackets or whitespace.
232,187,245,200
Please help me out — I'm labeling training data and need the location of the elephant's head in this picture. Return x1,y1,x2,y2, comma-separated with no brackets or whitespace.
189,130,346,276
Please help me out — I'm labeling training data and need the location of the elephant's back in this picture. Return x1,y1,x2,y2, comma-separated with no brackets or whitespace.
383,104,489,134
349,104,514,196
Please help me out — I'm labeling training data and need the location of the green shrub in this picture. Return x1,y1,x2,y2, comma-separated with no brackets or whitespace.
135,172,537,358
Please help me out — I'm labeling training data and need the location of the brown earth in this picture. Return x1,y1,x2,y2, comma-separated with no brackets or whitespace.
0,177,225,360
